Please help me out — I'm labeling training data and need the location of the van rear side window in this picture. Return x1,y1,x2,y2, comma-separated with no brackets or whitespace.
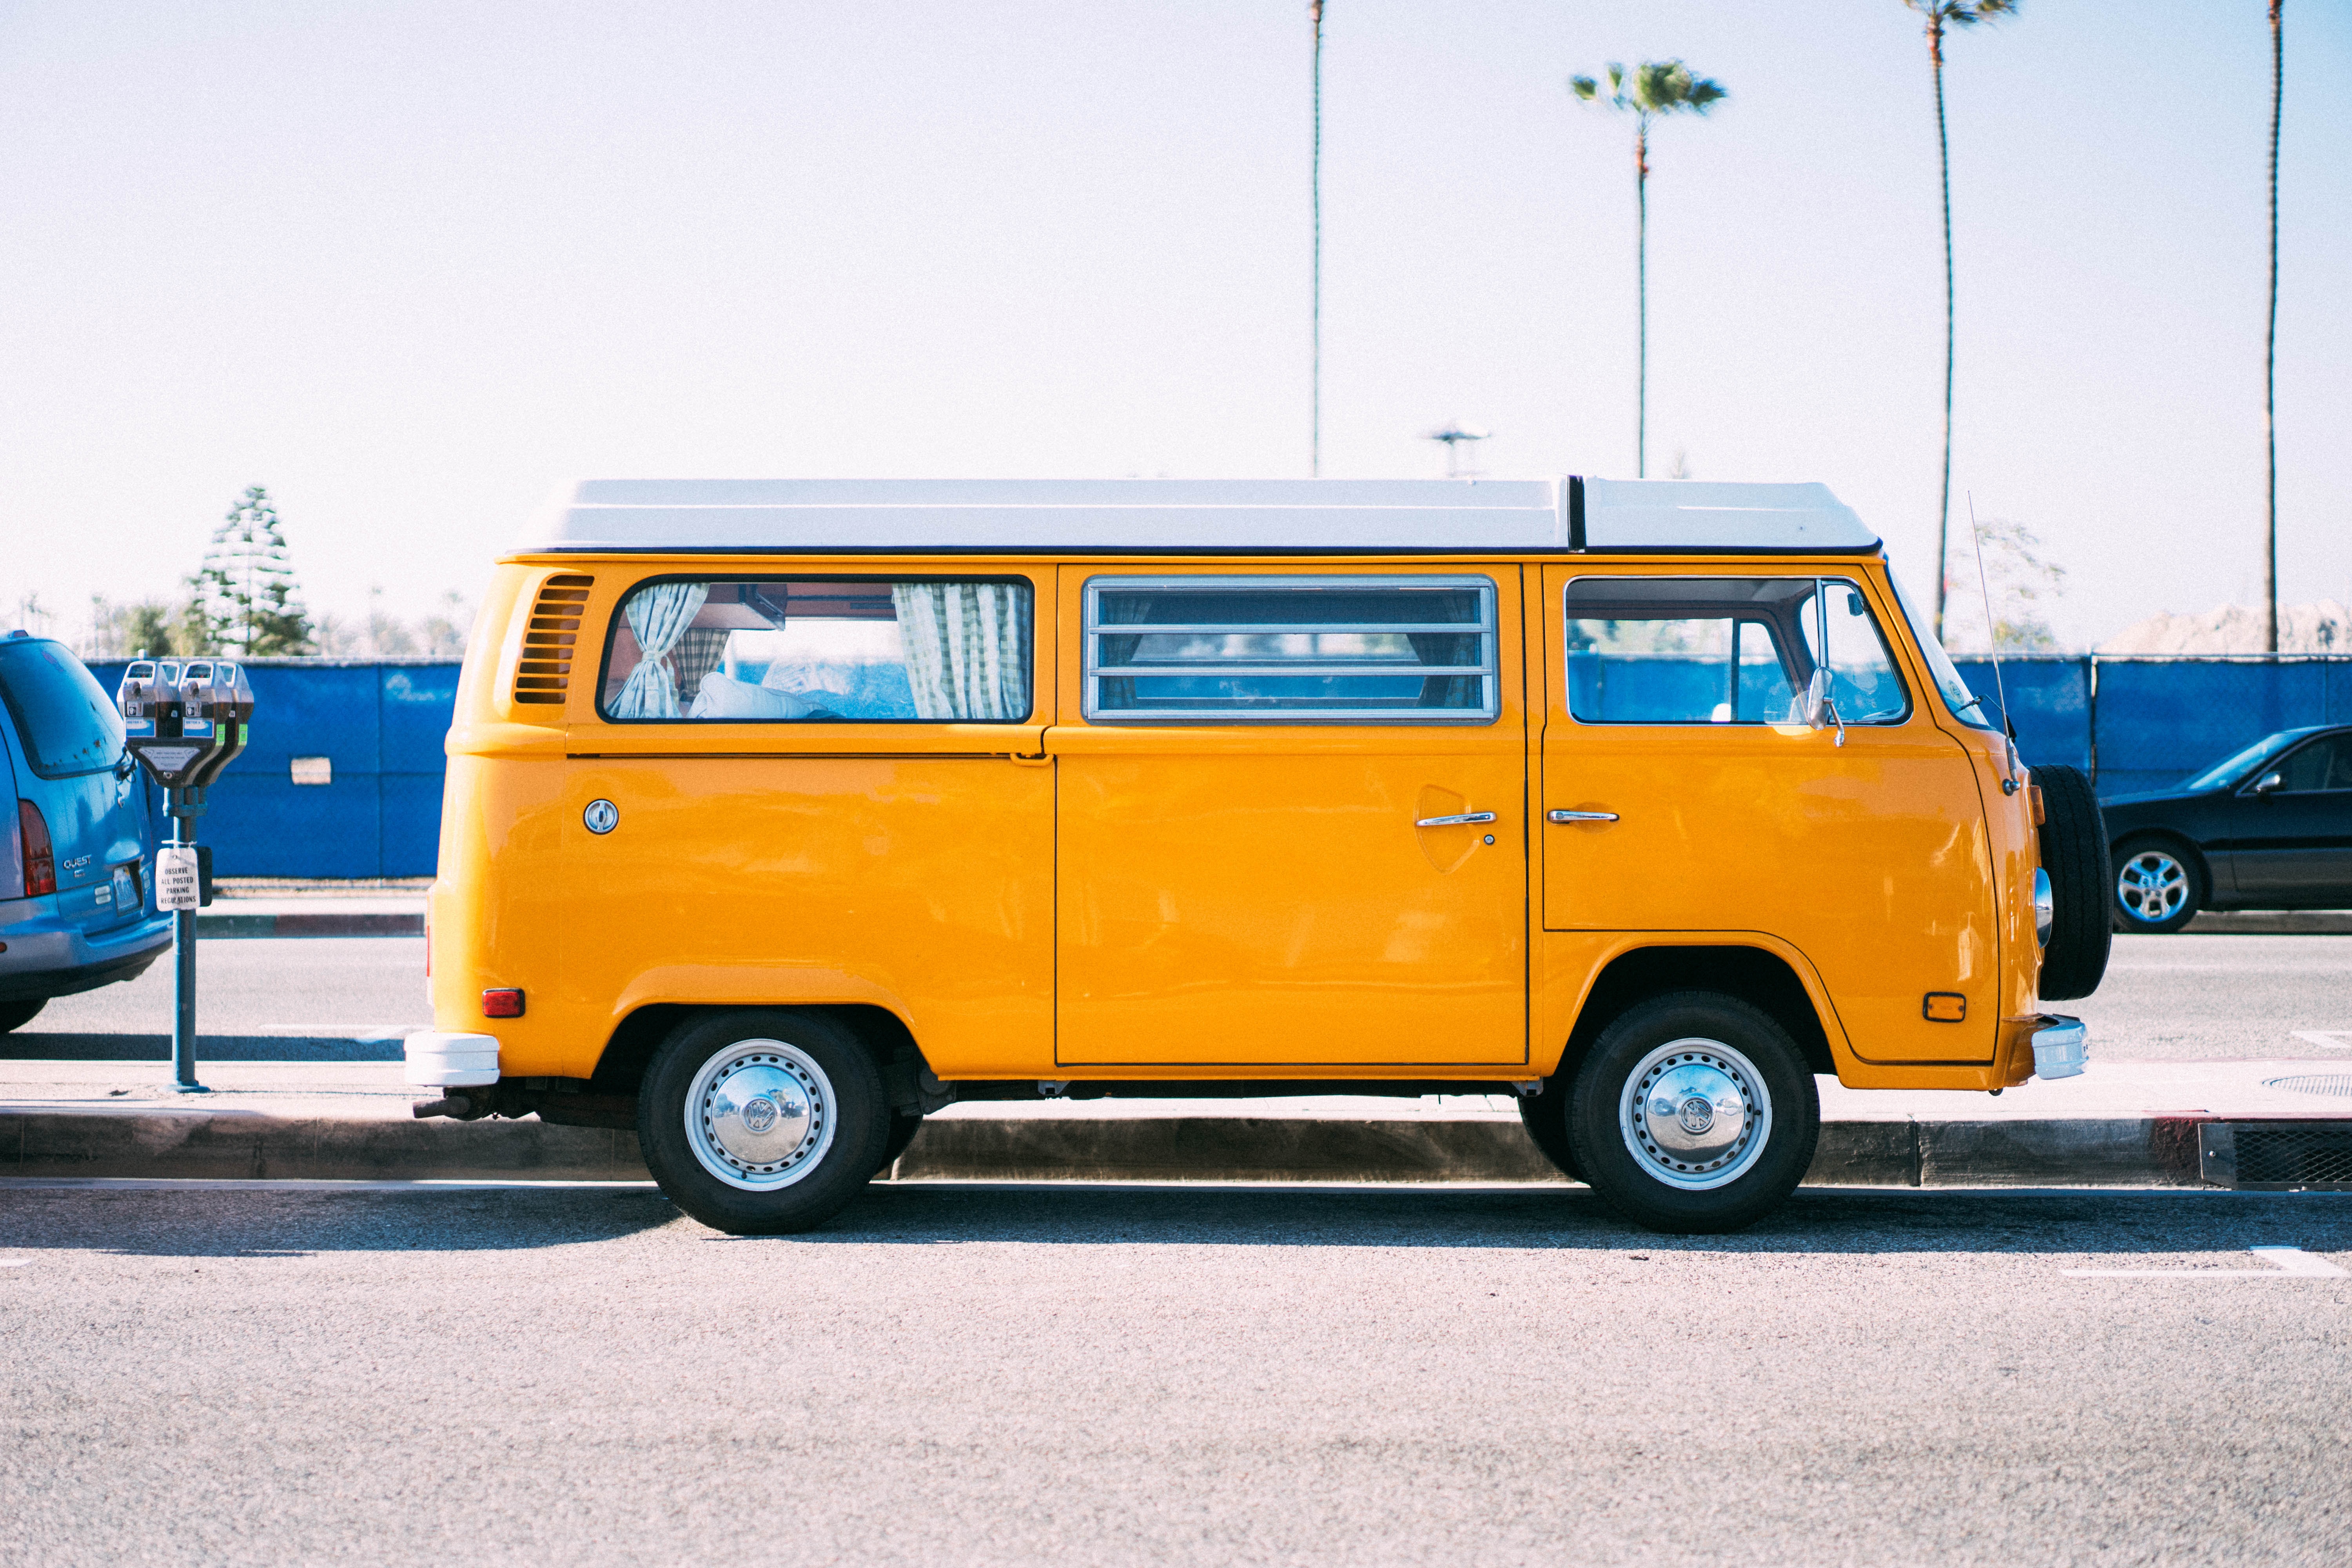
1083,575,1499,722
0,639,125,778
597,579,1033,722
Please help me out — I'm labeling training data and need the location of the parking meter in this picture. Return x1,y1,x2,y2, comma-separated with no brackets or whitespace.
116,659,256,1092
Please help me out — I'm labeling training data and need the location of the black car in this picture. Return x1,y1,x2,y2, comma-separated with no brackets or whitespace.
2102,724,2352,932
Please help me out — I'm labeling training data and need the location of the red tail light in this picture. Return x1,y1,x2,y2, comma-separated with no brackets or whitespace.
481,988,524,1018
17,801,54,897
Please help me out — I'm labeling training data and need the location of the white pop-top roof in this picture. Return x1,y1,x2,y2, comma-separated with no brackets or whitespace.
517,477,1878,555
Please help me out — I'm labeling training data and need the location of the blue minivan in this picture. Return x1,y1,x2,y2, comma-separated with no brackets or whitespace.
0,631,172,1033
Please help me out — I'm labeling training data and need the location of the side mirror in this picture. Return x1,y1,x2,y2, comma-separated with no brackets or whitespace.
2252,771,2284,796
1800,669,1831,728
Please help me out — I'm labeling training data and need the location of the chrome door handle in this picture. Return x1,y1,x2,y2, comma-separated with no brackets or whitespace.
1548,809,1619,824
1415,811,1497,828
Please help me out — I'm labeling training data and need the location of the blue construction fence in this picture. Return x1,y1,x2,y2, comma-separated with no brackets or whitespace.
1949,656,2352,798
87,659,459,880
79,655,2352,878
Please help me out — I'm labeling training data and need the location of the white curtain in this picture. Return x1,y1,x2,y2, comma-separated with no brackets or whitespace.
891,583,1030,720
611,582,709,718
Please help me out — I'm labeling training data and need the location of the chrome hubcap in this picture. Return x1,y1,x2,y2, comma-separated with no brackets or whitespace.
684,1040,834,1191
1619,1038,1772,1191
2116,851,2188,925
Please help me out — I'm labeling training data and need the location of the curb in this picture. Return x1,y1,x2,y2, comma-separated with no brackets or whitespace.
194,911,423,938
0,1109,2233,1187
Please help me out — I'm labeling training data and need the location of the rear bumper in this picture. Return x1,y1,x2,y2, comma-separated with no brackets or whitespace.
0,898,173,1002
405,1031,501,1087
2031,1014,2089,1080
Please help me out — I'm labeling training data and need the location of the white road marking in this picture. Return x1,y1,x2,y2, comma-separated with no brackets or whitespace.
2291,1031,2352,1051
2066,1246,2350,1279
0,1259,29,1268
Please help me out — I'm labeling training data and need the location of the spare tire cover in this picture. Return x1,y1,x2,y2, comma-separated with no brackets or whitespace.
2034,764,2112,1001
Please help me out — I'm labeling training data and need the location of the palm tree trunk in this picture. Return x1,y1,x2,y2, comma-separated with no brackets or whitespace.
2266,0,2283,654
1931,22,1953,640
1310,0,1324,479
1635,121,1648,479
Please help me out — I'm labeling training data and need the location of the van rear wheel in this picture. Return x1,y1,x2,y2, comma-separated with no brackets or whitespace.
637,1009,889,1235
1569,992,1819,1235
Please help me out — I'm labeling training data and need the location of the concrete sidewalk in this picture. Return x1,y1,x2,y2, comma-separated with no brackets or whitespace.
3,1057,2347,1189
195,896,425,938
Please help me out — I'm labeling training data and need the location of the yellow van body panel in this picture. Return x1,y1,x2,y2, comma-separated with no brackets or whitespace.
430,549,2046,1093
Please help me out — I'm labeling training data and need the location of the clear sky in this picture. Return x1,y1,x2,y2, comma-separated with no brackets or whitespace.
1,0,2343,649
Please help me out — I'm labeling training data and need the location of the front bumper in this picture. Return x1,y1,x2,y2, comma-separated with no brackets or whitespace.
0,897,173,1002
405,1031,501,1087
2031,1015,2089,1080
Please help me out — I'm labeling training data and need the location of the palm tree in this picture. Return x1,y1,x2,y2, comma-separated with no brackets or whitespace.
1571,61,1727,479
1902,0,2017,639
1309,0,1326,478
2265,0,2283,653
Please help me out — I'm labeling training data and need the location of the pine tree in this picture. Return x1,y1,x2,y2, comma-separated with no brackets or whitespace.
187,485,313,656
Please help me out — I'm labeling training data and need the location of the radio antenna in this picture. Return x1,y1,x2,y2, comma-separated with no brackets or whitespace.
1968,492,2020,783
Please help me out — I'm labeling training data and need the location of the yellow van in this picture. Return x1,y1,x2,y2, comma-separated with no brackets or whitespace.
411,478,2111,1235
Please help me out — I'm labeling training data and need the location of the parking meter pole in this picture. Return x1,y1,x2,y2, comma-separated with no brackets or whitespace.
168,786,207,1094
118,661,249,1096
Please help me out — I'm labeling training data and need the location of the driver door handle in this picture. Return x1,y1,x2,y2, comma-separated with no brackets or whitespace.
1548,809,1620,824
1414,811,1497,828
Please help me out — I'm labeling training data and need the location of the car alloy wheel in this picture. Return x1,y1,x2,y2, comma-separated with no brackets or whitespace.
2115,849,2190,928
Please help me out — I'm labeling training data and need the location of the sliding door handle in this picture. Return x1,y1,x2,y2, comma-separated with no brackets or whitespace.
1547,809,1619,824
1414,811,1497,828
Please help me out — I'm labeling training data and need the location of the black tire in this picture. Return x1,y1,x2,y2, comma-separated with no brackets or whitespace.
1516,1088,1583,1182
2034,765,2115,996
637,1009,889,1236
1569,992,1819,1235
0,998,46,1034
2109,833,2204,938
872,1110,925,1178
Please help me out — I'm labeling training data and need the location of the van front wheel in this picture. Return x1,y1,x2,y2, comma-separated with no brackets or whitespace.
638,1009,889,1235
1570,992,1819,1235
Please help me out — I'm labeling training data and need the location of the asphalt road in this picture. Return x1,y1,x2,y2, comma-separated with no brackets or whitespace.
2,1182,2347,1567
5,937,428,1058
5,932,2347,1064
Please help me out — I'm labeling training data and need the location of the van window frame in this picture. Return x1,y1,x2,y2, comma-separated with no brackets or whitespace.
590,571,1040,726
1080,572,1503,726
1561,573,1914,728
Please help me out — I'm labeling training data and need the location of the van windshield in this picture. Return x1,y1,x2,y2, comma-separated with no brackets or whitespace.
0,638,126,778
1887,572,1998,731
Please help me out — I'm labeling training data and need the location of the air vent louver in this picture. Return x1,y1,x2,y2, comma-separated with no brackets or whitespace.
513,574,593,706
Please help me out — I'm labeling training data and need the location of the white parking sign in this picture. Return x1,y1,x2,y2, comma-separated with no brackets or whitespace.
155,846,200,912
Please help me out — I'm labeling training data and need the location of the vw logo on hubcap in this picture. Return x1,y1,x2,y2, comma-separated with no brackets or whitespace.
1677,1095,1717,1135
740,1095,780,1134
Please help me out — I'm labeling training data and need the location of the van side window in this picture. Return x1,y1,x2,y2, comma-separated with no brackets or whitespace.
1564,576,1908,725
1083,575,1498,723
597,579,1033,722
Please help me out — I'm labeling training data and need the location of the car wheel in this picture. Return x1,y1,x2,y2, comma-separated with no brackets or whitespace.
1568,991,1819,1235
0,998,46,1034
2034,764,2114,997
2112,835,2203,936
872,1110,925,1178
637,1009,889,1236
1516,1087,1583,1182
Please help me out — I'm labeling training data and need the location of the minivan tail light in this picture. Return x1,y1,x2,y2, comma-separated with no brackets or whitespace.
482,988,524,1018
17,801,54,897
